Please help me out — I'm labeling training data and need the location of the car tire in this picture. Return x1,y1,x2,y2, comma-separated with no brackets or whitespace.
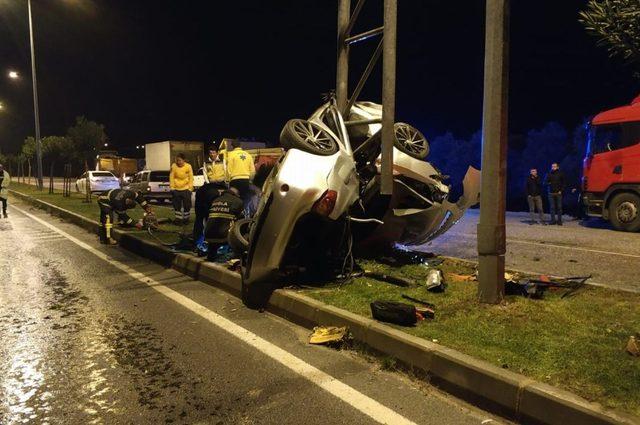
393,122,430,160
228,218,253,255
609,192,640,232
279,119,339,156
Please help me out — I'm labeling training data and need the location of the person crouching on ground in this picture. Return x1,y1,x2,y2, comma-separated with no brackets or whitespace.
525,168,544,224
204,187,244,261
170,153,194,225
544,162,566,226
98,189,152,245
0,164,10,218
193,148,227,252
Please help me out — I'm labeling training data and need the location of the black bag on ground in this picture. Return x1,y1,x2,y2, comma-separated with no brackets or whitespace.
370,301,417,326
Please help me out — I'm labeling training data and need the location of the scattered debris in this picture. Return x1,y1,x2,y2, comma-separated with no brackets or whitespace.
225,259,241,271
568,259,578,263
533,257,541,262
309,326,348,345
425,269,446,293
377,249,436,267
401,294,435,319
449,273,474,282
371,301,418,326
626,335,640,357
353,270,414,287
505,275,591,299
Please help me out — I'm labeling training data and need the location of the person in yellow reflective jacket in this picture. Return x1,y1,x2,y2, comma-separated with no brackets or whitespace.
226,140,255,207
169,153,194,224
205,148,226,185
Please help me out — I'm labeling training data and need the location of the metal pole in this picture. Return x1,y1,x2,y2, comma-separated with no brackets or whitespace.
336,0,350,113
380,0,397,195
28,0,43,191
477,0,510,304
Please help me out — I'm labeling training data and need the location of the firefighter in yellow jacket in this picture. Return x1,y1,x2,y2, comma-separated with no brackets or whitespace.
169,153,194,224
226,140,255,206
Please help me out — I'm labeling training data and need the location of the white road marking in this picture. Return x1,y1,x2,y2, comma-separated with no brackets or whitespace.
446,232,640,259
9,205,416,425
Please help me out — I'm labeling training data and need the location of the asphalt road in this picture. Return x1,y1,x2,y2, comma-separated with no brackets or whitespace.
0,197,508,425
424,209,640,293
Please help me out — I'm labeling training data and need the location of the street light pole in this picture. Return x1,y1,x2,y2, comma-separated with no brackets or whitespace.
477,0,510,304
27,0,43,190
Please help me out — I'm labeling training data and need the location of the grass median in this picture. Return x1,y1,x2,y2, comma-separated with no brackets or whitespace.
304,258,640,415
10,183,640,416
9,183,189,245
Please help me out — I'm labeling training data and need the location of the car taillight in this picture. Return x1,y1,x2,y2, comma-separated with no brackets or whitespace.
312,190,337,217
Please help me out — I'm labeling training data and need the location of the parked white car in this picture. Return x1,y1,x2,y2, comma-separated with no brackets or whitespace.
75,171,121,194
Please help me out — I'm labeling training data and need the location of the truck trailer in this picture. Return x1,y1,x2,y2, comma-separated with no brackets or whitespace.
145,141,205,171
582,94,640,232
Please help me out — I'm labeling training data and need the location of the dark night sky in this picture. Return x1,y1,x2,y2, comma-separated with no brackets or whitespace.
0,0,638,155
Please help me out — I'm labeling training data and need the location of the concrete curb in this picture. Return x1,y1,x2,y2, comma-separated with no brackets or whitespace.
10,190,639,425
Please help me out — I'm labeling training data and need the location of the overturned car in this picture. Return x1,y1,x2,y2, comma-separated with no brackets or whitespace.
234,97,479,307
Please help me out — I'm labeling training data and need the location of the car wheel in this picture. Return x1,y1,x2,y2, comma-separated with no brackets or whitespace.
393,122,429,160
609,192,640,232
279,119,339,156
228,218,253,255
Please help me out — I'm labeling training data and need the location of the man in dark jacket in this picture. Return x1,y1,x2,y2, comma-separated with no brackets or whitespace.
544,163,566,225
97,189,152,244
204,188,244,260
525,168,544,224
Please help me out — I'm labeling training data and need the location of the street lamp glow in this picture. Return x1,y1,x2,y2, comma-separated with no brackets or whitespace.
8,71,19,79
104,143,108,147
0,102,4,110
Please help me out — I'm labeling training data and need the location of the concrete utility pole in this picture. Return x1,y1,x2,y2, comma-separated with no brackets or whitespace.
336,0,350,113
28,0,44,190
380,0,397,195
477,0,510,304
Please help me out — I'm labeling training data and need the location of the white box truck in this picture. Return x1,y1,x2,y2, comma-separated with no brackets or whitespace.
144,141,205,171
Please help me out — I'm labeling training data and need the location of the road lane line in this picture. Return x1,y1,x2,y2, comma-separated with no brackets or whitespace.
10,205,416,425
444,232,640,259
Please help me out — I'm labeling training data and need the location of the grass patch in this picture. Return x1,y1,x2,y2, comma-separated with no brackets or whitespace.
9,183,189,245
305,259,640,416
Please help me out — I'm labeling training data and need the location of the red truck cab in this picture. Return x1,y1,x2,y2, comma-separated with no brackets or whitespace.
582,95,640,231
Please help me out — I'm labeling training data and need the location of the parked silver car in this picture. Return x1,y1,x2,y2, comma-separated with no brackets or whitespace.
125,170,172,202
238,98,479,307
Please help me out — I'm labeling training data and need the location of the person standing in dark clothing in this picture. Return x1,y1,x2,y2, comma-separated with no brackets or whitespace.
204,188,244,261
544,163,566,225
525,168,544,224
193,149,228,249
0,164,10,218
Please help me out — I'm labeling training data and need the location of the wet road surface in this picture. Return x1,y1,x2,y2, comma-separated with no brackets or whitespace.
424,209,640,293
0,198,509,425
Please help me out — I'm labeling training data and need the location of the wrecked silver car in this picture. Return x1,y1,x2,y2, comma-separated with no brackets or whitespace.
237,97,479,307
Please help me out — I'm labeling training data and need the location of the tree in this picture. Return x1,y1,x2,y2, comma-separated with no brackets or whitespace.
579,0,640,67
42,136,73,172
66,116,108,171
22,137,36,183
